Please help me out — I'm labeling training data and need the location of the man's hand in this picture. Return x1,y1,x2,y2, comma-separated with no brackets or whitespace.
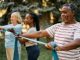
45,41,57,50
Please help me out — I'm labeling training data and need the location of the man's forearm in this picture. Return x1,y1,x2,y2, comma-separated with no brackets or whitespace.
56,39,80,51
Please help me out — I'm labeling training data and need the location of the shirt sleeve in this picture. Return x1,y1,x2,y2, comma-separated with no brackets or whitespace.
74,27,80,40
27,27,37,34
45,25,57,38
14,24,22,34
3,24,14,30
3,25,9,30
2,25,13,32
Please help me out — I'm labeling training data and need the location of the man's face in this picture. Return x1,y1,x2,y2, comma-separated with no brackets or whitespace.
60,6,75,23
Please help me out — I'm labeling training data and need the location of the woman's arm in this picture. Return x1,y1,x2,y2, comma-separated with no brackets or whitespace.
0,26,4,30
21,30,50,38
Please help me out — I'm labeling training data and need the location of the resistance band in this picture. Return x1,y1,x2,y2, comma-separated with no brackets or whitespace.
19,36,59,60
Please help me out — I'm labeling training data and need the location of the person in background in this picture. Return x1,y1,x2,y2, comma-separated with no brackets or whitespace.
20,3,80,60
21,13,40,60
0,12,22,60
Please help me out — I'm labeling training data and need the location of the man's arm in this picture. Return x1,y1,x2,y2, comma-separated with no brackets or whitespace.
46,27,80,51
45,39,80,51
55,39,80,51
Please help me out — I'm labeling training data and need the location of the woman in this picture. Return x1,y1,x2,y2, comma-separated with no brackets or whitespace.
0,12,22,60
21,13,40,60
20,3,80,60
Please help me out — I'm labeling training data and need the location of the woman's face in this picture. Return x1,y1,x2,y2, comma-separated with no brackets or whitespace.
60,6,75,23
10,15,18,24
24,14,33,25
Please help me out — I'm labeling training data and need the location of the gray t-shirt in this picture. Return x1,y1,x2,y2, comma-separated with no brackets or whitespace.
25,27,37,47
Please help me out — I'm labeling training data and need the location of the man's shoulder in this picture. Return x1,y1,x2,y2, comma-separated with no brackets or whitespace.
53,23,62,27
46,23,62,29
77,22,80,25
75,22,80,28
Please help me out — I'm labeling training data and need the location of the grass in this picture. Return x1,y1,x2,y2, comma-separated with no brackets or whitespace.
0,19,53,60
0,38,52,60
0,38,6,60
21,38,52,60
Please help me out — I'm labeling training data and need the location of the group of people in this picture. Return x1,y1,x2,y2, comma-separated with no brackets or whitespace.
0,3,80,60
0,12,40,60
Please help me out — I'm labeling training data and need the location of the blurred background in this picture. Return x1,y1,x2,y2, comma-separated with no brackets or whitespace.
0,0,80,60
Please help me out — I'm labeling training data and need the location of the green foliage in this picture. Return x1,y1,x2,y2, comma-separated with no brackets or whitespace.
38,7,55,12
0,37,6,60
0,38,52,60
1,0,80,18
0,2,7,9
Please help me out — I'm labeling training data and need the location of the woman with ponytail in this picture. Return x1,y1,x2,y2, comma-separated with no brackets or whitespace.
21,13,40,60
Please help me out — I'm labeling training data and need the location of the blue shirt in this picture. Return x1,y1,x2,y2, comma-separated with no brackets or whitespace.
3,24,22,48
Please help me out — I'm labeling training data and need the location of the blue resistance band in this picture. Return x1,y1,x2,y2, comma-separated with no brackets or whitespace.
13,36,59,60
52,50,59,60
50,41,59,60
13,38,19,60
3,28,19,60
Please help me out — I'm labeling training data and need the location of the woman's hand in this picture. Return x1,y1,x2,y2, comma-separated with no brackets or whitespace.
18,37,28,44
45,43,53,50
19,33,26,37
0,26,4,30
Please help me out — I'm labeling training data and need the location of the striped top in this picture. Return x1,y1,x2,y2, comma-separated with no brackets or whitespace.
46,22,80,60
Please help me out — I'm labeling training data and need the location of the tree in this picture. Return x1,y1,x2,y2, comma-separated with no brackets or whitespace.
4,0,23,4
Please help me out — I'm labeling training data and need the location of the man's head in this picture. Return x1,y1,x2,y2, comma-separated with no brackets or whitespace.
59,3,78,24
